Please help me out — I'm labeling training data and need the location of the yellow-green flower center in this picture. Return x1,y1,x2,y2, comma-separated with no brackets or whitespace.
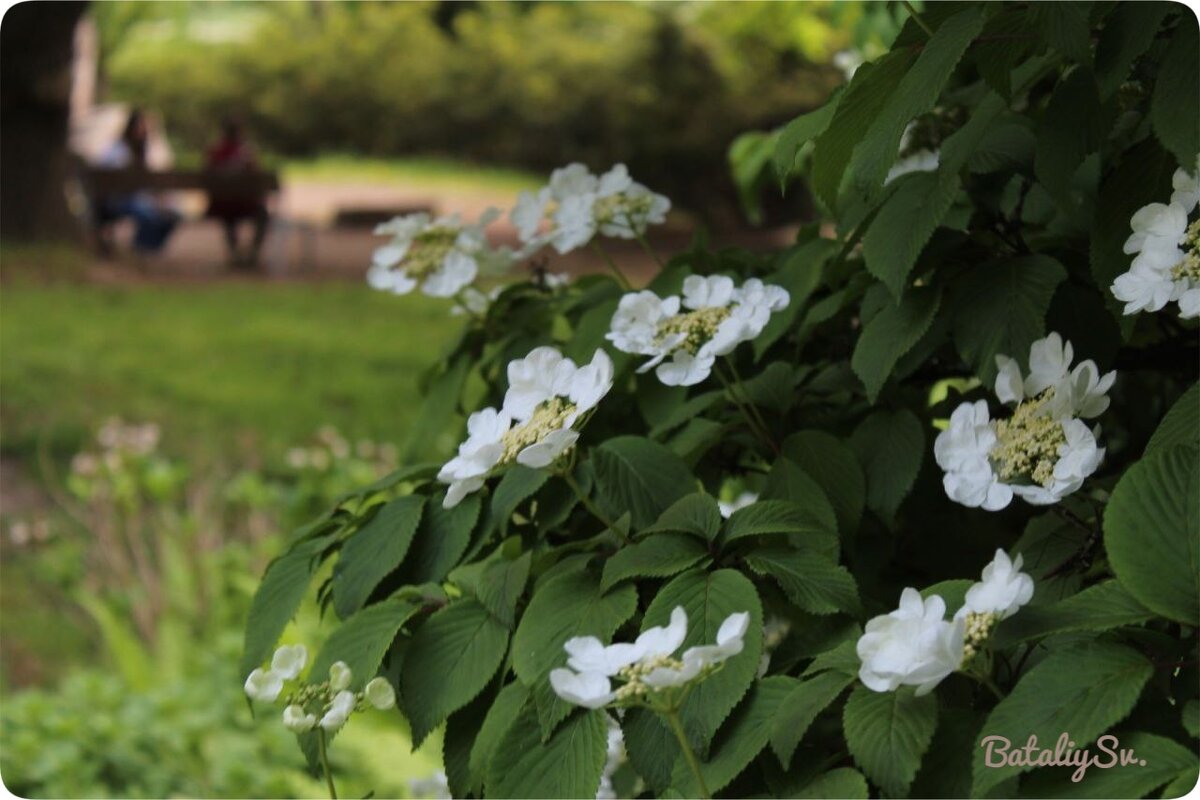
992,391,1065,488
656,306,732,355
499,397,576,463
961,611,999,661
594,192,655,226
400,227,458,279
1171,219,1200,282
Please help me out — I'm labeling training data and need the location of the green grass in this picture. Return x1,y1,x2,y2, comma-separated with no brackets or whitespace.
0,281,464,464
277,153,543,192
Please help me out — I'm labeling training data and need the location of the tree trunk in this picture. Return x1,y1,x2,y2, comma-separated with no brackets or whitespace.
1,2,88,243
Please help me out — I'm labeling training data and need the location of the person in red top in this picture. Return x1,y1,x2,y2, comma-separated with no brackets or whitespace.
205,117,269,269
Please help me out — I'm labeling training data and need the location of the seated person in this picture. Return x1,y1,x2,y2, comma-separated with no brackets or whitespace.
94,108,180,255
205,117,269,269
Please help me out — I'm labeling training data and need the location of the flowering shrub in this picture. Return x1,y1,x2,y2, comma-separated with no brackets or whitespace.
244,4,1199,798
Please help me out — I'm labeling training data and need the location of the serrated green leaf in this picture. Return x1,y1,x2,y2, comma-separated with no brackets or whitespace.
991,580,1155,647
972,641,1154,795
745,547,861,616
794,768,869,799
852,286,941,402
973,9,1037,97
780,431,865,536
844,684,938,797
952,255,1068,385
491,465,549,535
592,436,696,530
622,708,678,793
862,171,960,297
759,459,839,549
849,409,925,520
644,569,764,749
444,686,493,799
843,8,986,206
1153,18,1200,167
803,638,861,679
648,391,724,439
401,598,510,747
309,599,419,691
240,531,337,678
770,669,856,768
640,493,723,541
1035,66,1104,206
968,119,1037,174
403,354,470,462
600,533,711,591
1095,2,1172,98
723,499,836,546
467,681,530,794
1104,444,1200,625
398,492,481,586
487,706,608,799
774,92,843,187
332,495,425,618
1029,2,1093,62
1146,383,1199,457
477,551,532,628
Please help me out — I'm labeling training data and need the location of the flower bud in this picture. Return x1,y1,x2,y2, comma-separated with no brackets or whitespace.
329,661,352,691
365,677,396,710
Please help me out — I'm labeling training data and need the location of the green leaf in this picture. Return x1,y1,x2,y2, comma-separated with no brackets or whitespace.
851,286,941,402
398,493,481,585
622,708,678,793
849,409,925,520
444,687,493,799
1146,383,1199,457
972,641,1153,795
794,768,869,799
1028,2,1093,62
403,354,471,461
755,240,837,359
862,171,960,297
990,580,1155,647
240,532,336,678
1183,699,1199,738
600,533,711,592
467,681,530,795
648,391,724,438
745,547,861,616
723,499,835,545
780,431,865,536
973,9,1037,97
1094,2,1172,98
759,458,839,548
773,92,843,188
770,669,856,767
920,579,974,615
1153,18,1200,167
309,599,419,691
644,569,763,748
401,598,510,747
811,49,917,210
331,495,425,619
968,119,1037,174
487,706,608,799
1035,66,1104,206
843,684,938,797
1104,444,1200,625
670,676,798,796
640,493,723,541
477,552,532,628
803,638,862,680
1019,731,1199,798
952,255,1068,385
843,8,986,206
591,436,696,530
491,465,549,535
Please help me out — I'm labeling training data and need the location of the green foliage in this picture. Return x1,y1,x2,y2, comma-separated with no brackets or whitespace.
331,496,425,618
843,685,938,797
486,706,608,799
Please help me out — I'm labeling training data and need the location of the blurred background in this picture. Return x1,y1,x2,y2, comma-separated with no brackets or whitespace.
0,2,897,796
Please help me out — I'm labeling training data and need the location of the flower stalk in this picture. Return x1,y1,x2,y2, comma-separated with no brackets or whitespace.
664,709,710,800
318,728,338,800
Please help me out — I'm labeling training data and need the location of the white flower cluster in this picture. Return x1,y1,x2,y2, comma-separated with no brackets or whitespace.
1111,157,1200,319
368,210,513,299
935,333,1114,510
512,163,670,256
438,346,614,508
607,275,790,386
243,644,396,733
857,550,1033,695
549,606,749,710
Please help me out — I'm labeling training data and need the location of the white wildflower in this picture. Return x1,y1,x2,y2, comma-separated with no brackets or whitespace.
857,589,964,696
369,210,510,298
244,668,284,703
282,704,317,732
957,550,1034,620
271,644,308,680
1111,173,1200,319
319,689,357,731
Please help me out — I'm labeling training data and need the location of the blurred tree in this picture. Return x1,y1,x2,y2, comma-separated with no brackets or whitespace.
1,1,88,242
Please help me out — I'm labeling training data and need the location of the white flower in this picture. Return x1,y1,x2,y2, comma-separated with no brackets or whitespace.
958,550,1034,620
857,589,964,696
282,704,317,732
933,400,1012,511
319,689,357,731
1170,158,1200,214
994,335,1115,420
438,348,614,507
271,644,307,680
365,677,396,710
1123,203,1187,269
718,491,758,518
1009,419,1104,505
548,668,617,709
244,668,284,703
368,210,509,299
1111,199,1197,320
596,717,625,800
885,122,940,185
1112,265,1180,314
832,49,863,81
329,661,352,692
1179,285,1200,318
606,276,789,386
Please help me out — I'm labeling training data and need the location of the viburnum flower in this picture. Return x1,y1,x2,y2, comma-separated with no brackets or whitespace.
319,689,357,731
935,333,1113,510
512,163,670,256
271,644,308,679
955,550,1035,662
368,210,511,298
328,661,352,692
549,606,749,710
607,275,789,386
364,677,396,710
282,703,317,732
438,347,614,507
244,667,285,703
857,589,964,695
1111,157,1200,319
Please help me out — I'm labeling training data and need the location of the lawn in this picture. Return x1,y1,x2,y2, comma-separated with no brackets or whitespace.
0,281,464,464
278,153,542,193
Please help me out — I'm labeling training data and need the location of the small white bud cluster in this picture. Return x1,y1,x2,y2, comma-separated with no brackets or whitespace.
243,645,397,735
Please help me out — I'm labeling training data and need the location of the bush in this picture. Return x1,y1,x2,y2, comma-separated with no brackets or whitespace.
242,3,1200,798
